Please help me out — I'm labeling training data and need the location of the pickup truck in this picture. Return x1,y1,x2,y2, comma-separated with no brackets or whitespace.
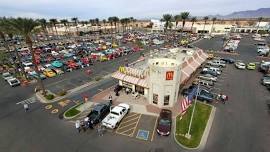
101,103,130,129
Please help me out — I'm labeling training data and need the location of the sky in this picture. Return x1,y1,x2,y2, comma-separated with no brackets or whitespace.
0,0,269,20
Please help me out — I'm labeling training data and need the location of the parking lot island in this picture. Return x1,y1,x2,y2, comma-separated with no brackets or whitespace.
174,102,214,149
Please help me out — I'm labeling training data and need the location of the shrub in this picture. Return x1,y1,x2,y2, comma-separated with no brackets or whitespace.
45,94,55,100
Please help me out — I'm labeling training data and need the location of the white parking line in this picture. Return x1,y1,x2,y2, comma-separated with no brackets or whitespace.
46,79,67,87
16,96,37,105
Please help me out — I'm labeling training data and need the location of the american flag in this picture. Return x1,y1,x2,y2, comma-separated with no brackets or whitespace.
181,86,198,115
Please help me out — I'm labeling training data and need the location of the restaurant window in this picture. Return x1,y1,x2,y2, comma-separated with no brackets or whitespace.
135,86,144,95
164,95,169,106
153,94,158,104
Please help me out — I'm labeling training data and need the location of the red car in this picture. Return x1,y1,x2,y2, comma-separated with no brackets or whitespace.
65,60,79,69
157,109,172,136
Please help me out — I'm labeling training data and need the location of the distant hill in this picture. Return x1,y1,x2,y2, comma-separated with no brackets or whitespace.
211,8,270,19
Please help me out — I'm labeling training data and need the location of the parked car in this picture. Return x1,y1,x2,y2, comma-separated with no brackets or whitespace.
221,58,235,64
202,68,221,75
207,60,226,68
50,68,64,75
198,74,217,82
261,76,270,86
197,89,215,103
181,85,197,96
247,63,256,70
2,72,13,81
235,61,246,69
28,71,46,80
7,78,20,87
87,102,112,125
157,109,172,136
200,70,218,77
43,69,56,77
101,103,130,129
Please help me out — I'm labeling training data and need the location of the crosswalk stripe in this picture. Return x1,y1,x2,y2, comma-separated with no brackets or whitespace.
16,96,37,105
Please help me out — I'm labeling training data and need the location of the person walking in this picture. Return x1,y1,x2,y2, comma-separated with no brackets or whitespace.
221,94,227,104
97,124,104,136
109,95,113,104
75,120,81,133
23,103,29,112
84,117,89,130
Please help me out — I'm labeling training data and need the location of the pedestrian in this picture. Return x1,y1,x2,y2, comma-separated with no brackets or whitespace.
84,117,89,130
109,95,112,104
23,103,29,112
89,120,94,129
97,124,104,136
75,120,81,133
221,94,227,104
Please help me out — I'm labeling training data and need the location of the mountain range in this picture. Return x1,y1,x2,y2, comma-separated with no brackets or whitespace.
209,8,270,19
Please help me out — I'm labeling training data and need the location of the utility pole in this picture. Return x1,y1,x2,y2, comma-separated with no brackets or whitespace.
185,84,200,139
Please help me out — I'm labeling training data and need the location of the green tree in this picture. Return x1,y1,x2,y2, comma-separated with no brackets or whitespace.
257,17,263,33
49,18,58,36
180,12,190,32
112,17,119,33
174,15,181,30
202,16,209,34
60,19,69,36
190,17,197,33
37,18,48,39
71,17,79,36
102,19,106,33
162,14,173,32
210,17,217,34
7,18,46,94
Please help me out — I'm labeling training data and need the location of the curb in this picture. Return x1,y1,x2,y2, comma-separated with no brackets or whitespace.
63,103,83,120
37,74,112,104
173,103,216,150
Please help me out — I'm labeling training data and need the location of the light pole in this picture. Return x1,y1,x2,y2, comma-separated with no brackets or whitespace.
185,84,200,139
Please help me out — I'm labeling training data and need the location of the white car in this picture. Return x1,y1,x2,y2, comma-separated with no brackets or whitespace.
7,78,20,87
198,74,217,82
101,103,130,129
2,72,14,81
235,61,246,69
203,68,221,75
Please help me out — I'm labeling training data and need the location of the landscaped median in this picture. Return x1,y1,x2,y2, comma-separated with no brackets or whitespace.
175,102,212,149
63,103,83,119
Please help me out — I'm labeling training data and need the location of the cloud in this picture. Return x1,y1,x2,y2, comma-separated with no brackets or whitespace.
0,0,269,19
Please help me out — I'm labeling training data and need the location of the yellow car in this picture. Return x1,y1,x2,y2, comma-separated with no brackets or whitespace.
112,43,118,48
100,56,108,62
43,69,56,77
247,63,256,70
180,39,189,45
207,53,214,60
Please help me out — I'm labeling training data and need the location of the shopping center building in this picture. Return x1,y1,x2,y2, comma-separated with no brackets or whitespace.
111,47,208,108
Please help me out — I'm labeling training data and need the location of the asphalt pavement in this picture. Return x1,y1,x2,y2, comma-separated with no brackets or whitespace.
1,34,270,152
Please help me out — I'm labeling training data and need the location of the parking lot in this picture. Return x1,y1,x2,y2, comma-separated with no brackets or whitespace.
115,112,158,142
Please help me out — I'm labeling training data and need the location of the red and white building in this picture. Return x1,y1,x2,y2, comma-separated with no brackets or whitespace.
112,47,208,108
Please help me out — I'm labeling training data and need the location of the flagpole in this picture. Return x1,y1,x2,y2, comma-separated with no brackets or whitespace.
185,84,200,139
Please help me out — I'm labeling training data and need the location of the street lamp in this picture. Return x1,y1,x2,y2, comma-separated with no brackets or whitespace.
185,84,200,139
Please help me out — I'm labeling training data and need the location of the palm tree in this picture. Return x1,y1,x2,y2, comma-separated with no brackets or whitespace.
210,17,217,34
102,19,106,33
257,17,263,33
108,17,114,43
60,19,68,36
71,17,79,36
120,18,125,33
37,18,48,39
7,18,46,94
162,14,173,32
112,17,119,33
190,17,197,33
202,16,209,34
180,12,190,32
174,15,181,30
49,18,58,36
129,17,135,31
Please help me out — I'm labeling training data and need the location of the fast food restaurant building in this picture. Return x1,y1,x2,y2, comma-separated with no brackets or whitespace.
111,48,208,108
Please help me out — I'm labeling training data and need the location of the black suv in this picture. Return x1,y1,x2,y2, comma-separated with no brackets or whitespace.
87,102,112,125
